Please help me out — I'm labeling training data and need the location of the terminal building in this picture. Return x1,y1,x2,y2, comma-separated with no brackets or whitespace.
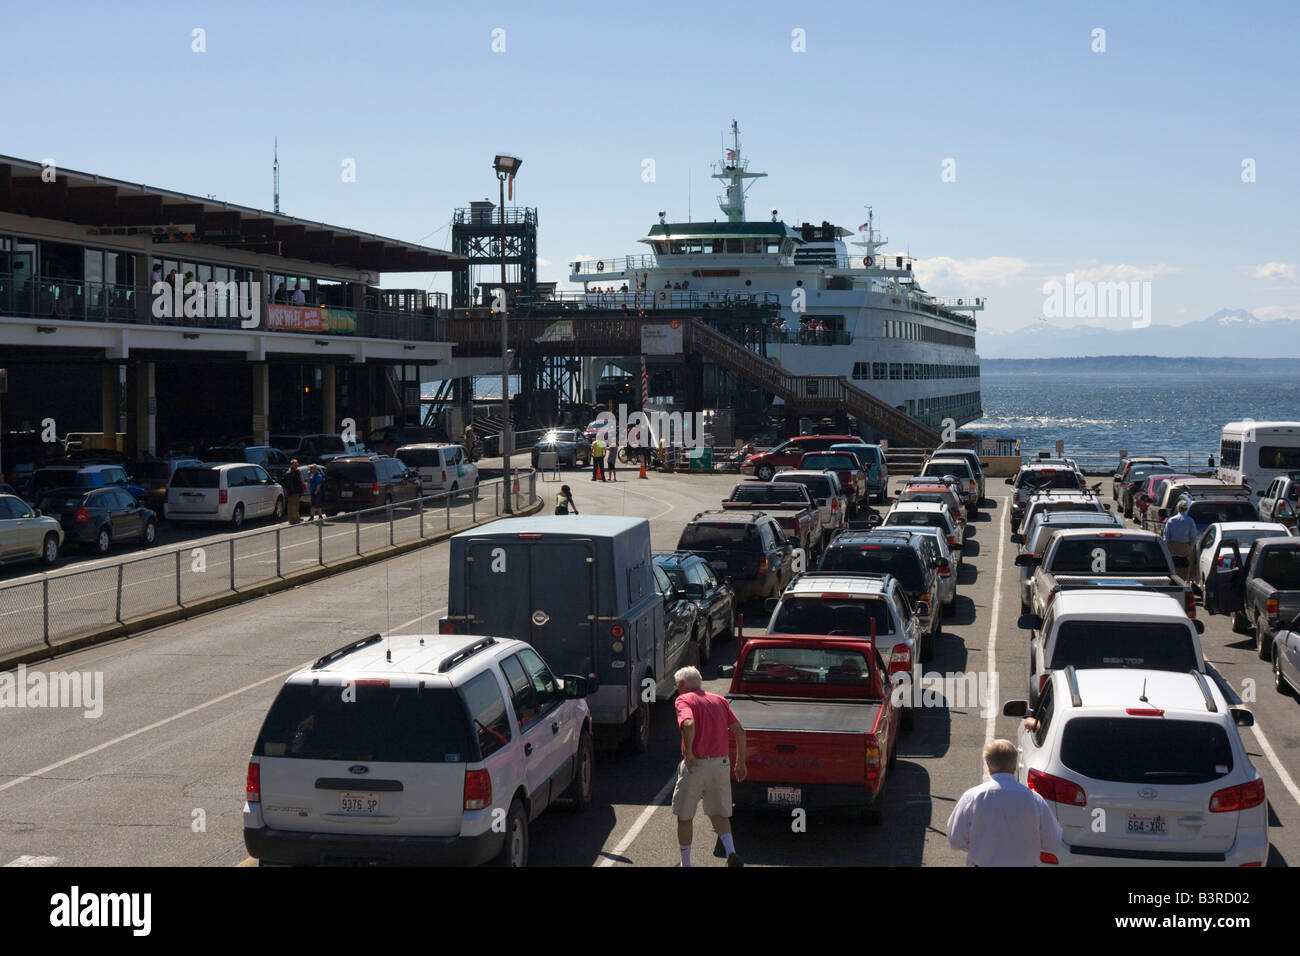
0,154,480,472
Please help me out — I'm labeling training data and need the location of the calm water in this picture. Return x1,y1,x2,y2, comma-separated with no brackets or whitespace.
968,369,1300,454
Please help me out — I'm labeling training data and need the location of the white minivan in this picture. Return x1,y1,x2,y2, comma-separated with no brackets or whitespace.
395,443,479,497
166,463,285,528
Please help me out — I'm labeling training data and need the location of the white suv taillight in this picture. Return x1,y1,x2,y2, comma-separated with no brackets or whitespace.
245,762,261,803
464,769,492,810
1209,779,1265,813
219,489,228,505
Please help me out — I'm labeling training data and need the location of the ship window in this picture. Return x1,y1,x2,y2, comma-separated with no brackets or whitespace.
726,239,743,253
670,241,686,255
889,363,901,381
767,240,781,254
873,362,886,380
687,241,703,254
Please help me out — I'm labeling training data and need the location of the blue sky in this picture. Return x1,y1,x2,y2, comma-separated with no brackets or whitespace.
4,0,1297,339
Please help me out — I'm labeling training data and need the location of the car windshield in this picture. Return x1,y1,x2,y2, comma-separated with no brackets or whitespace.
770,596,895,636
313,437,346,453
1049,622,1198,671
740,645,875,687
1060,718,1232,784
1129,465,1175,483
925,461,970,478
253,683,472,762
731,484,807,504
678,523,756,550
1018,470,1082,490
1188,502,1258,528
834,446,879,465
1049,538,1170,573
543,431,579,443
170,467,220,488
818,546,924,590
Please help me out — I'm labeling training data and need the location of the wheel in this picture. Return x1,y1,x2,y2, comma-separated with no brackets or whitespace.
755,464,774,481
141,519,157,547
1274,646,1293,697
231,503,245,529
1256,614,1271,660
565,730,594,810
1232,611,1251,635
492,798,529,867
94,526,111,555
626,700,651,754
697,623,712,666
272,496,285,521
861,805,884,826
39,533,59,566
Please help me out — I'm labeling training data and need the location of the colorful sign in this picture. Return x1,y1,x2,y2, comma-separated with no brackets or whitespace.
640,322,683,355
264,304,356,335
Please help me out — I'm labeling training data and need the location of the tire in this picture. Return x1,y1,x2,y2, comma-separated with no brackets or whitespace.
565,730,594,810
1274,646,1292,697
723,607,735,643
627,700,651,754
141,519,157,547
698,623,712,667
1257,614,1271,660
492,798,529,867
231,503,245,529
1232,611,1251,635
39,533,59,566
94,526,111,555
272,496,285,521
861,805,884,826
755,465,774,482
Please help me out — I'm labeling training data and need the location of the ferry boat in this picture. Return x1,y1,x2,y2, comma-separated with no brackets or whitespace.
569,122,984,432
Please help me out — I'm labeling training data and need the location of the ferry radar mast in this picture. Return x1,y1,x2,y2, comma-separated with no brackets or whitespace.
712,120,766,222
851,206,888,258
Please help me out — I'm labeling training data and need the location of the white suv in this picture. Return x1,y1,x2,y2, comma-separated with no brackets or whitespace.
395,443,479,498
1003,667,1267,866
165,462,284,528
244,633,593,867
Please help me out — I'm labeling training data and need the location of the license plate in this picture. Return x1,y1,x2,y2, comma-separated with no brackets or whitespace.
340,490,353,498
1126,813,1167,835
767,786,801,807
340,793,380,814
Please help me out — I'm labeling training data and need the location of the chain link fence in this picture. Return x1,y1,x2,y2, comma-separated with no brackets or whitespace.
0,472,537,658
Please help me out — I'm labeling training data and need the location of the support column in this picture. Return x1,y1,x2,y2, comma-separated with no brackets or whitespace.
129,362,156,457
252,362,270,446
101,365,119,452
321,363,337,433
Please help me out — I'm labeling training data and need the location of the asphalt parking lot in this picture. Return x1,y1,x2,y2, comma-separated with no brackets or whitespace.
0,469,1296,867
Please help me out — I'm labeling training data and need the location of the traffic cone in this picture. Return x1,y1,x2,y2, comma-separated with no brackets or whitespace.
511,469,519,494
639,457,648,479
596,460,603,482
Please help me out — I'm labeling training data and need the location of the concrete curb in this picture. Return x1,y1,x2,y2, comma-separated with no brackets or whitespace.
0,495,544,671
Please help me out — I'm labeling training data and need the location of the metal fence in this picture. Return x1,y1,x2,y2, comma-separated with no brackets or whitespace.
1019,448,1218,475
0,472,537,658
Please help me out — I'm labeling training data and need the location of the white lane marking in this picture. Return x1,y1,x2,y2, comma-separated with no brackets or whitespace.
611,485,677,522
982,495,1009,780
385,607,447,635
597,772,678,867
3,855,59,866
1249,720,1300,810
0,661,310,794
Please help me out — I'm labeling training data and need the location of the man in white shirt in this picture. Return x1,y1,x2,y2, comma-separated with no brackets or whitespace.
291,280,307,306
946,739,1062,866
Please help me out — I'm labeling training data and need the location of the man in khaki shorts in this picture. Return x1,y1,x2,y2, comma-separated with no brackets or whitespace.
671,665,747,867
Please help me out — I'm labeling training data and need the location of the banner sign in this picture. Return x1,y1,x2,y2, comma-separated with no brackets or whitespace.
265,305,356,335
641,320,683,355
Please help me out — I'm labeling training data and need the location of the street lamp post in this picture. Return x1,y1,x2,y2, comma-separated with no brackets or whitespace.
493,154,521,512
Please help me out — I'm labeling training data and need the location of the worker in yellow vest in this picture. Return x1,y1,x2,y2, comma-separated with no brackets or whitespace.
591,437,605,481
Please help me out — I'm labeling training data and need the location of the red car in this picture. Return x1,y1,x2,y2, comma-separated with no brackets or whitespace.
726,634,901,823
740,435,857,482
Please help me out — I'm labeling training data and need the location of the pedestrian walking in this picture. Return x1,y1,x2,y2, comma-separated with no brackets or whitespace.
946,739,1062,866
591,436,605,481
1163,498,1197,570
671,665,747,867
308,463,324,520
555,484,578,515
283,460,305,523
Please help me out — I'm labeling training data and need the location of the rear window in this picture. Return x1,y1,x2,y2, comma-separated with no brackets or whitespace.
328,462,378,483
1017,470,1082,491
924,461,971,479
792,438,840,453
802,454,857,470
1049,538,1170,573
1060,717,1232,784
397,448,443,467
818,545,924,590
33,470,76,494
253,682,473,763
884,512,947,530
678,522,757,550
780,475,831,498
170,467,220,488
740,645,875,687
1258,446,1300,470
1188,502,1258,526
1257,547,1300,589
731,484,807,504
770,596,895,636
1049,621,1198,672
39,492,86,511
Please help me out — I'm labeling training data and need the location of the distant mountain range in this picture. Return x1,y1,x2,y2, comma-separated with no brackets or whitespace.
977,309,1300,359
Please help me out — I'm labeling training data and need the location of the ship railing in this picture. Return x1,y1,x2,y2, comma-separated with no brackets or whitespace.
1018,447,1220,476
833,254,916,272
927,296,986,310
509,290,781,312
569,255,656,277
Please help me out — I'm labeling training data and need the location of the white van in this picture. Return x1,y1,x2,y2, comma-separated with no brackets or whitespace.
395,443,478,497
1218,421,1300,490
166,463,285,528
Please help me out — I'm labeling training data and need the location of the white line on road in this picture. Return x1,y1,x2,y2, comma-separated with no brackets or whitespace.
1250,720,1300,810
3,855,59,866
982,496,1009,781
0,661,310,794
597,772,678,867
612,485,677,522
385,607,447,635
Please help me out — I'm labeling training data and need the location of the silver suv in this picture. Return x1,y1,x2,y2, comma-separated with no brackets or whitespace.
244,633,593,867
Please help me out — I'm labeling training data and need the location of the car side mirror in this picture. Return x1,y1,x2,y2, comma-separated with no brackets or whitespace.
764,597,779,612
936,557,950,569
1014,554,1038,567
1230,707,1254,728
1193,619,1205,634
1002,699,1029,718
1256,489,1265,497
1009,533,1023,544
1004,477,1013,485
1018,613,1043,631
1103,503,1111,510
33,509,41,517
560,675,591,698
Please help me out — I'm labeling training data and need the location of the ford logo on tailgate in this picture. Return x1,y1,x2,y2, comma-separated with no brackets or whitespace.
1138,787,1157,799
348,765,370,776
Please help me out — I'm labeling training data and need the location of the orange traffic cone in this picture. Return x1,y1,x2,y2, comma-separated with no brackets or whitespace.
638,457,648,479
511,469,519,494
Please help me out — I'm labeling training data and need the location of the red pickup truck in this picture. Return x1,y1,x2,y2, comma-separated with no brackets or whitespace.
727,634,901,824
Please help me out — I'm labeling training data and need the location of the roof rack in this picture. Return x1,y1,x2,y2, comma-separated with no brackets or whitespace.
797,570,891,585
312,633,384,670
1064,665,1082,707
437,636,498,673
1189,670,1218,712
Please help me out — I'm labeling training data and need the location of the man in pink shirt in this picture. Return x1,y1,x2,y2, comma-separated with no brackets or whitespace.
671,665,747,867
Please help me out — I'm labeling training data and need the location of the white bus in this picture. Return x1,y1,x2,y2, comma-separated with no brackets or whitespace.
1218,421,1300,489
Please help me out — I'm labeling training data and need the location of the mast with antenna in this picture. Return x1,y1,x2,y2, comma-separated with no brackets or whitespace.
711,120,766,222
273,138,280,214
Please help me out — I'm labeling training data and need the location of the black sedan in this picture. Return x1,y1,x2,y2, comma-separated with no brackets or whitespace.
652,561,706,667
653,551,736,665
39,486,158,555
531,429,592,469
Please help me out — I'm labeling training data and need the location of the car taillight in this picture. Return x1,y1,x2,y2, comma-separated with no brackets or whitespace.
1125,708,1165,717
865,743,882,782
1038,673,1050,695
611,624,625,637
947,534,956,547
74,507,90,523
372,481,381,497
889,644,911,674
1027,768,1086,806
1209,779,1265,813
1039,852,1059,864
441,470,447,483
218,489,228,505
464,769,492,811
758,555,770,573
1186,591,1197,619
1266,597,1279,617
831,498,839,512
1014,491,1022,503
439,619,455,634
938,567,951,578
245,762,261,803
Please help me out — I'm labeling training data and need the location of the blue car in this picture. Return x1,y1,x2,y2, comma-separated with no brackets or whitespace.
30,463,146,504
830,443,890,503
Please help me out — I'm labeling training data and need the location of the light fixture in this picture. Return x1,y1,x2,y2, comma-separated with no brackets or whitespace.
36,326,56,334
658,209,666,224
771,207,778,221
492,154,522,176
